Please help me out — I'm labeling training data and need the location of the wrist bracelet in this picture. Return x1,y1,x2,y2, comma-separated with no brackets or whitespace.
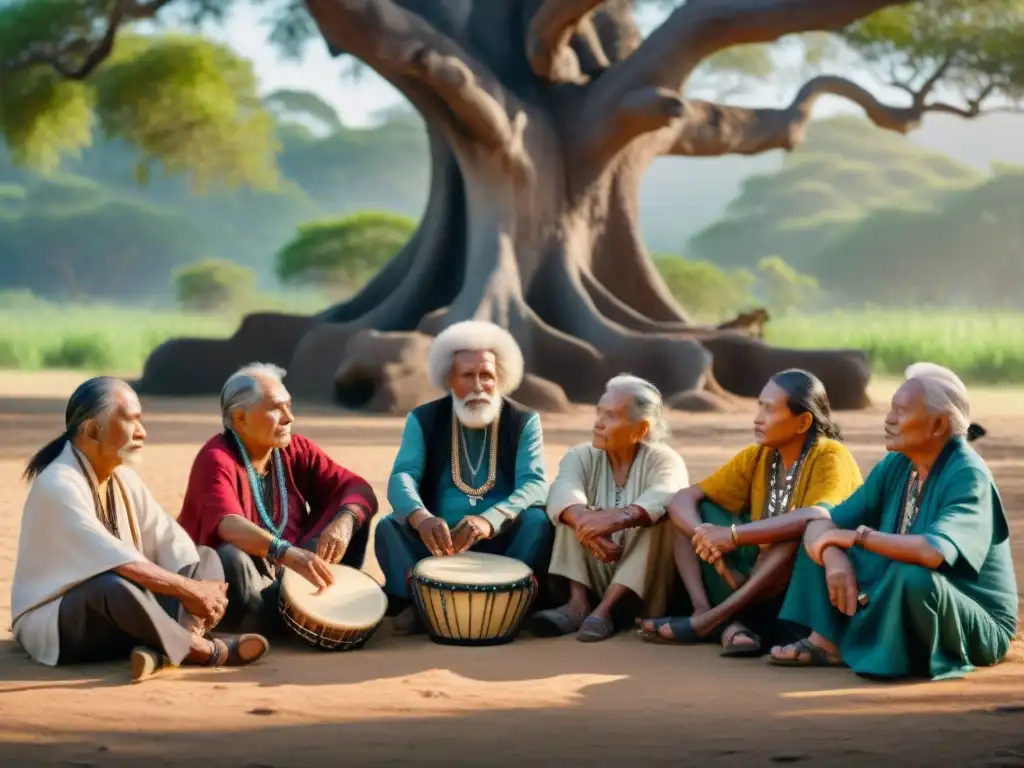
268,537,291,562
730,523,739,546
855,525,872,548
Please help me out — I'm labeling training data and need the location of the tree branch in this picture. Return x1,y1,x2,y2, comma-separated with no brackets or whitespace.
305,0,525,158
526,0,607,82
584,0,914,123
665,74,1001,158
3,0,177,79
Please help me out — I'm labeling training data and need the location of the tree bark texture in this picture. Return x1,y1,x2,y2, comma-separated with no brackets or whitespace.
140,0,916,411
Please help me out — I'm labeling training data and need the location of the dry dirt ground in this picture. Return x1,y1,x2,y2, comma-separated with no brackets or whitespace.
1,372,1023,767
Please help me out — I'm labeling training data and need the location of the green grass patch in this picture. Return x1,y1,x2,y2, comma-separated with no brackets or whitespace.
1,295,1021,386
767,309,1024,385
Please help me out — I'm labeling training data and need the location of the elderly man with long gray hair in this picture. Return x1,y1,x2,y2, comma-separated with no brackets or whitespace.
375,320,552,635
531,375,689,642
177,363,379,635
769,363,1017,680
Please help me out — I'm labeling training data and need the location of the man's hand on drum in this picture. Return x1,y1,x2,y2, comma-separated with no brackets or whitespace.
316,509,356,564
281,547,335,591
417,515,455,556
452,515,493,553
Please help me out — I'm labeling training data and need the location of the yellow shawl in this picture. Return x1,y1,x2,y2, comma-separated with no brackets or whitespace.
643,437,862,617
698,437,863,521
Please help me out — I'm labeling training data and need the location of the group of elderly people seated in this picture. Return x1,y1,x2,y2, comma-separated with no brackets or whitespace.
10,320,1017,684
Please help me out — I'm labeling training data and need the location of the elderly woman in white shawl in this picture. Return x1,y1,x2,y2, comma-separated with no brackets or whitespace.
531,375,688,642
10,377,269,682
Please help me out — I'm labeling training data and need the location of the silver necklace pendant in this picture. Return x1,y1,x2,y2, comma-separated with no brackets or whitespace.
467,495,479,507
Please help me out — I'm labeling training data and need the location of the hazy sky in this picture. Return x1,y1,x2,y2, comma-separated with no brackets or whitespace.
195,2,891,127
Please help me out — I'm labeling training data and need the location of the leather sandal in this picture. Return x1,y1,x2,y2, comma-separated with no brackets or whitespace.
204,634,271,667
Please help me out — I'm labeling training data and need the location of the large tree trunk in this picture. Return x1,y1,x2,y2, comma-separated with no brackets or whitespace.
139,0,888,411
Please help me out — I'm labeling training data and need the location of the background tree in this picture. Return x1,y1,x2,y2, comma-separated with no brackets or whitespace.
3,0,1023,409
653,255,755,322
757,255,818,316
275,211,417,295
174,258,256,311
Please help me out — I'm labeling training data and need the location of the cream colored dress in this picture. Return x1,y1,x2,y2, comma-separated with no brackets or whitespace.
545,442,688,599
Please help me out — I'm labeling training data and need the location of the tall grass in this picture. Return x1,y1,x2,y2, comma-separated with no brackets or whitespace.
767,309,1024,384
1,295,1022,385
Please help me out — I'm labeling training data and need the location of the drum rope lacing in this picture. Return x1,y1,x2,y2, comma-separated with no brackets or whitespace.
411,572,537,644
231,429,289,537
450,410,500,505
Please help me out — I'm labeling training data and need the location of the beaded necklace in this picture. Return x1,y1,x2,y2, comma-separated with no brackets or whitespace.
899,469,924,535
70,446,142,549
766,436,814,518
450,410,500,506
230,430,289,537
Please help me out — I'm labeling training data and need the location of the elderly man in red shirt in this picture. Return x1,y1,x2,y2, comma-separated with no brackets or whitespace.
178,363,379,635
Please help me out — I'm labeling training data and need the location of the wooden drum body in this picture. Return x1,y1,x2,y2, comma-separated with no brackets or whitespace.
279,563,387,651
409,552,537,646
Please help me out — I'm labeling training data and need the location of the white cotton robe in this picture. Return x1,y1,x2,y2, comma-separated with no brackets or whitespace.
10,443,199,666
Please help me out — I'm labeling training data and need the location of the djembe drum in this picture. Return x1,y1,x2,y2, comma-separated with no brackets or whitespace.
279,563,388,651
409,551,538,646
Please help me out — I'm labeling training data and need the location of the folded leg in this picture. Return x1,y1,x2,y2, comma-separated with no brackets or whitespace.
57,573,194,667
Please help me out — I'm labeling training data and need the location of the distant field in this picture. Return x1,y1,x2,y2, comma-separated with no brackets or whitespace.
766,309,1024,384
1,298,1022,385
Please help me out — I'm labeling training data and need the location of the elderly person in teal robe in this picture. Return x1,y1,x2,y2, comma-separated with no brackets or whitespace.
770,363,1017,680
375,321,552,634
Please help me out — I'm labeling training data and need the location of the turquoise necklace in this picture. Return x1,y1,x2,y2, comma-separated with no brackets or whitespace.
230,430,289,537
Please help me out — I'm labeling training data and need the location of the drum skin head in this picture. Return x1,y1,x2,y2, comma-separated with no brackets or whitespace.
280,563,387,629
412,551,532,585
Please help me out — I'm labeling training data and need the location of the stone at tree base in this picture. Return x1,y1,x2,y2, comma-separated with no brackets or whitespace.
332,329,444,413
510,374,570,413
702,333,871,410
666,390,731,413
604,336,712,397
286,322,362,402
136,312,312,395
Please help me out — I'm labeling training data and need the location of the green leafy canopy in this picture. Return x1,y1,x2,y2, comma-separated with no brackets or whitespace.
2,0,1022,189
0,0,279,188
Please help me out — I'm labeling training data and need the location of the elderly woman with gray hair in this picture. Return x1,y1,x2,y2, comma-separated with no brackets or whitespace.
769,363,1017,680
177,363,379,635
531,375,688,642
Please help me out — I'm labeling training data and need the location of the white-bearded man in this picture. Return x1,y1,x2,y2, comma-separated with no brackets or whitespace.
375,321,553,634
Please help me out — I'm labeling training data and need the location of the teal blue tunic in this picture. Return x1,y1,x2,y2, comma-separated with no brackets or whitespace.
386,412,548,533
780,436,1018,680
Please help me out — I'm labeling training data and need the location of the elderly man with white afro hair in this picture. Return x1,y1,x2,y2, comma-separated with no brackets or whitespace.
376,321,553,635
768,362,1017,681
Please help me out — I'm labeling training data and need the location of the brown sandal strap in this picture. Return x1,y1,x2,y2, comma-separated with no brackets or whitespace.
205,639,229,667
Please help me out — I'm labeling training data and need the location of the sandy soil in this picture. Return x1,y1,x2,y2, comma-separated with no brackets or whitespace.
1,372,1023,767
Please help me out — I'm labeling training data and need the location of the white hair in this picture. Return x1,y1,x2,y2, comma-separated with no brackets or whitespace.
427,321,525,394
605,374,669,443
220,362,287,430
904,362,970,437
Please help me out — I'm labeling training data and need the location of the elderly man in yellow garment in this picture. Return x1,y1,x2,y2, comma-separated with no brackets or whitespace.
530,375,688,642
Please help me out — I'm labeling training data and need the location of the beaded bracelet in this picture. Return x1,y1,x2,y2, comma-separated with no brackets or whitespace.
267,537,291,563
